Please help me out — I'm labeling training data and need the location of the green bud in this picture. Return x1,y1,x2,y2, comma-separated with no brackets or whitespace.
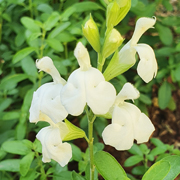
82,15,101,52
106,1,119,29
115,0,131,26
63,119,86,141
103,50,134,81
104,0,113,5
102,28,123,58
106,0,131,28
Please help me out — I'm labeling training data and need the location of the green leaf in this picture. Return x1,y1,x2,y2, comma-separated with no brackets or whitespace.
37,4,53,13
21,56,38,83
20,152,35,176
21,17,40,32
156,23,173,46
1,111,20,121
167,97,176,111
158,81,171,109
150,146,167,156
46,38,64,52
132,166,146,175
161,155,180,180
150,138,165,147
15,31,25,47
44,12,60,31
142,161,170,180
48,22,71,39
139,94,152,105
0,159,20,172
0,98,12,112
61,2,103,20
73,2,104,12
12,47,36,64
72,171,85,180
71,144,82,162
124,155,144,167
94,151,130,180
128,144,143,156
20,169,38,180
0,74,28,90
174,64,180,81
2,140,32,155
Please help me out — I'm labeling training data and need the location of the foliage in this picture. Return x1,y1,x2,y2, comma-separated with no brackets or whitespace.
0,0,180,180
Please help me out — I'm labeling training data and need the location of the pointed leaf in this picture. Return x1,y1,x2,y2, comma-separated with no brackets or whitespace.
94,151,130,180
142,161,170,180
13,47,36,64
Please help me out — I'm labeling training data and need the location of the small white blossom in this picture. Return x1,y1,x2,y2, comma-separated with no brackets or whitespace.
102,83,155,150
119,17,158,83
61,42,116,116
29,57,68,123
36,119,72,167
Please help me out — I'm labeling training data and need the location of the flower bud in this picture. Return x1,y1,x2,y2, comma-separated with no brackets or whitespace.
82,15,101,53
106,0,131,28
102,28,123,58
104,0,113,5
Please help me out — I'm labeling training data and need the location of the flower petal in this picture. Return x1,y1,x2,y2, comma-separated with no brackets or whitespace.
135,43,158,83
36,56,66,84
85,68,116,114
61,69,86,116
61,67,116,115
29,83,68,123
36,126,72,167
134,113,155,144
102,123,134,150
74,42,91,71
115,83,140,104
131,17,156,45
118,41,136,65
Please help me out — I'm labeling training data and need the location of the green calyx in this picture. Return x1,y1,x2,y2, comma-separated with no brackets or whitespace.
63,119,86,141
103,50,134,81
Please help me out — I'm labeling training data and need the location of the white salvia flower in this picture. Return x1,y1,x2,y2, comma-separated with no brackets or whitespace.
119,17,158,83
29,56,68,123
102,83,155,150
36,118,72,167
61,42,116,116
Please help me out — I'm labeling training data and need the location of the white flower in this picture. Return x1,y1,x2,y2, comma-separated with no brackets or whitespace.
119,17,158,83
29,56,68,123
102,83,155,150
61,42,116,116
36,119,72,167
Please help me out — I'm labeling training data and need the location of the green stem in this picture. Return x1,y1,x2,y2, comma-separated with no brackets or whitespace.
35,151,47,180
0,13,3,43
97,53,105,72
39,28,46,58
29,0,33,18
64,42,68,59
85,106,96,180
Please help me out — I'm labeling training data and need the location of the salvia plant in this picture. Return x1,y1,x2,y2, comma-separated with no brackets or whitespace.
1,0,180,180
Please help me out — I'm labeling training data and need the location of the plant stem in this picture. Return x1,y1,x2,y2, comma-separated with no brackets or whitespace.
97,53,105,72
29,0,33,18
85,106,96,180
35,151,47,180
